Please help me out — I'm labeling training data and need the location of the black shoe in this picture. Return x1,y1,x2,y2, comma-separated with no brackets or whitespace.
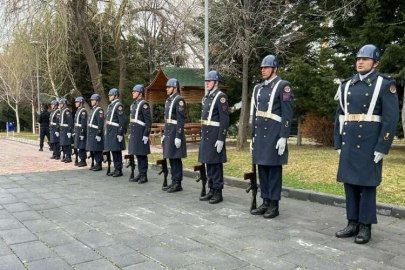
138,174,148,184
264,200,279,219
167,181,183,193
50,156,55,159
64,156,72,163
209,189,223,204
354,224,371,244
162,181,174,191
78,160,87,167
92,163,102,171
113,170,123,177
200,189,214,201
335,221,359,238
251,199,270,215
61,156,66,162
54,156,61,160
39,147,43,151
89,165,94,170
129,174,141,182
107,170,116,176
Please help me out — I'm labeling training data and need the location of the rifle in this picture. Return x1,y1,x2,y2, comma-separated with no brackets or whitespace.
125,155,136,181
244,151,258,212
88,151,94,168
156,159,168,190
194,164,207,197
103,151,112,175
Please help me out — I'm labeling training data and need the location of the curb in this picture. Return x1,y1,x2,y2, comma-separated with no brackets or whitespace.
150,163,405,220
3,136,404,220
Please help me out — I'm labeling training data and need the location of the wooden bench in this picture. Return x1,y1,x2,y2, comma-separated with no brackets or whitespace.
185,127,201,143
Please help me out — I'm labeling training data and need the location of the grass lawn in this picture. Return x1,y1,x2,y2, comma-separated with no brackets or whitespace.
0,132,40,140
149,145,405,206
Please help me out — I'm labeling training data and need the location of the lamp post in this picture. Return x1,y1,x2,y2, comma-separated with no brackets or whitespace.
31,41,40,115
204,0,209,95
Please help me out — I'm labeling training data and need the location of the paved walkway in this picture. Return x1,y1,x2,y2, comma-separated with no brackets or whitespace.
0,139,404,269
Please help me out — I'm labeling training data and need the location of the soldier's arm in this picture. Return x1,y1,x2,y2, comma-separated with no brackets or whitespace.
67,111,74,132
217,94,230,142
250,85,258,137
97,109,104,136
279,82,294,138
56,113,61,131
175,99,186,139
117,105,126,136
374,80,400,154
80,111,87,135
334,103,344,150
142,103,152,138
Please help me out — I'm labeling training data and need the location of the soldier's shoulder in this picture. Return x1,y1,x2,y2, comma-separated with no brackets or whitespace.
341,76,354,84
279,80,293,93
379,73,396,83
254,82,264,89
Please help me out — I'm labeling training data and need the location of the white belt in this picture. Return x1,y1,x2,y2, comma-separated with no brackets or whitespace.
50,122,57,126
201,120,220,127
89,124,98,129
346,114,382,122
256,110,282,122
74,123,82,127
106,121,120,127
60,124,69,127
130,119,146,126
165,119,178,124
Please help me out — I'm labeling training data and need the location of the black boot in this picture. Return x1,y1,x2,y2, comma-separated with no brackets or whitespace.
113,170,123,177
89,164,94,170
78,160,87,167
39,147,43,151
264,200,279,219
54,156,61,160
92,163,102,171
209,189,223,204
162,181,174,191
129,174,141,182
200,189,214,201
335,221,359,238
64,155,72,163
138,174,148,184
251,199,270,215
167,181,183,193
107,170,116,176
50,155,55,159
354,224,371,244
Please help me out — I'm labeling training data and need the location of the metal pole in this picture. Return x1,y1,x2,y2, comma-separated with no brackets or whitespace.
35,44,40,115
204,0,209,95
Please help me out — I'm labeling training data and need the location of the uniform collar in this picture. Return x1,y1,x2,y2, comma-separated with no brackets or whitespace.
264,75,278,85
110,99,119,106
207,88,219,97
352,69,379,85
169,92,179,101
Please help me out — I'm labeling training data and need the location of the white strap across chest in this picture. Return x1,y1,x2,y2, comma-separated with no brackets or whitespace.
60,108,69,126
207,91,223,122
168,95,179,120
89,107,101,126
75,108,85,125
255,81,282,114
109,102,121,122
50,109,60,124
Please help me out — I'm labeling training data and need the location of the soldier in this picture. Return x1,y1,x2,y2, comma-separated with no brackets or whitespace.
37,104,50,151
162,78,187,193
59,98,74,163
49,100,61,160
128,84,152,184
198,70,230,204
249,55,294,218
74,97,88,167
87,94,104,171
334,44,399,244
104,88,126,177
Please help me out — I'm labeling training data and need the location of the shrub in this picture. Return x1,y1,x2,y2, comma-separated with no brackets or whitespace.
300,111,334,146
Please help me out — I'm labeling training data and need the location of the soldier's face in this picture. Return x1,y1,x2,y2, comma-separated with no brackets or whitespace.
132,91,139,100
108,95,115,102
75,102,80,108
166,87,174,95
51,104,56,110
91,100,97,106
59,104,63,109
356,58,378,73
261,67,273,79
205,80,215,91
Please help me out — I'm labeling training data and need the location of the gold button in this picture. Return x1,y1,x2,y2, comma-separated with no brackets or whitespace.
255,126,257,128
347,102,350,105
257,102,260,105
358,135,362,138
357,145,361,149
264,135,266,138
344,122,348,125
255,134,257,137
363,104,367,107
255,118,257,121
348,92,351,95
365,93,369,96
343,132,346,135
342,142,345,145
359,125,363,128
206,138,209,140
265,119,268,122
264,127,267,130
206,131,209,133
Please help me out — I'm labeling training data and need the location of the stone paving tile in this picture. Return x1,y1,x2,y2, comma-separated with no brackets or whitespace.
123,260,165,270
10,240,56,262
279,250,349,270
0,227,38,245
12,211,43,222
0,218,23,231
22,219,60,233
76,230,117,249
2,202,31,213
35,229,76,247
0,254,26,270
109,252,148,269
0,240,13,256
74,258,119,270
26,257,72,270
233,249,298,270
53,242,102,265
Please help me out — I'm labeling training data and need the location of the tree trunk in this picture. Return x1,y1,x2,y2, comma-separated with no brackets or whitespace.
15,104,20,133
32,101,36,134
402,86,405,136
70,0,107,109
297,117,302,146
237,54,250,150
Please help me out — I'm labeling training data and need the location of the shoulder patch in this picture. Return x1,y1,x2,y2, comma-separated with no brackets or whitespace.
118,106,123,110
220,97,226,103
284,86,291,93
143,104,149,109
390,85,397,94
66,111,70,115
341,76,353,84
81,111,86,115
179,100,184,106
99,110,103,114
380,73,393,80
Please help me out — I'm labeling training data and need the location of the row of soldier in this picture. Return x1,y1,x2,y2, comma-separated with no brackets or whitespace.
44,44,399,245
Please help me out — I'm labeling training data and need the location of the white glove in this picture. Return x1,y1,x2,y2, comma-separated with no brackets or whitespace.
67,133,72,138
215,140,224,153
73,133,75,137
337,149,341,155
374,151,384,164
142,136,149,144
55,132,59,137
249,138,254,154
117,135,123,142
275,138,287,156
96,136,101,142
175,138,181,149
128,134,130,139
162,135,165,142
80,135,84,141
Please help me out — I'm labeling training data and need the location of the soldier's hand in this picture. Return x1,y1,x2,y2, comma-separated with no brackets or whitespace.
249,139,253,154
162,135,165,142
96,136,101,142
67,133,72,138
55,132,59,137
128,134,130,139
175,138,181,149
73,133,75,137
117,135,123,142
80,136,84,141
373,151,384,164
275,138,287,156
142,136,149,145
215,140,224,153
336,149,341,155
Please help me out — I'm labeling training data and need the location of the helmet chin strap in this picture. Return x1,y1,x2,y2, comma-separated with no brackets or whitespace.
207,81,218,92
264,67,275,80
